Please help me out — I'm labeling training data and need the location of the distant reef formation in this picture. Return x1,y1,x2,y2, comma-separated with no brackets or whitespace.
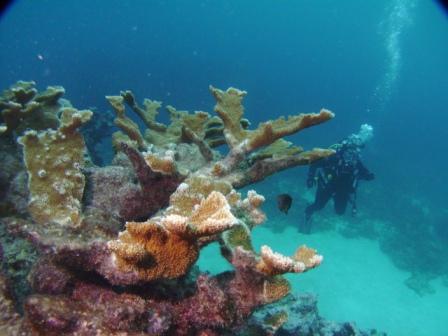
0,81,381,335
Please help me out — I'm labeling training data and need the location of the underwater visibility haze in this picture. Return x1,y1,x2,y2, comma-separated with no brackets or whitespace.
0,0,447,335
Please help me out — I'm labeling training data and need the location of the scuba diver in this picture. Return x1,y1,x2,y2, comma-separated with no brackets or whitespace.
300,124,375,233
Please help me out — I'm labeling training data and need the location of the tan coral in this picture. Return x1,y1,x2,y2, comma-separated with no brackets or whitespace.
142,98,165,130
256,245,323,276
257,245,305,276
168,175,233,217
143,152,177,175
34,85,65,104
167,105,212,138
236,190,266,227
225,189,241,207
294,245,323,268
245,109,334,152
189,191,238,236
121,90,166,132
209,86,247,147
1,80,37,104
112,90,221,150
250,139,303,162
209,86,334,153
111,131,138,151
245,190,265,208
18,108,92,228
163,191,237,237
0,81,64,135
106,95,145,149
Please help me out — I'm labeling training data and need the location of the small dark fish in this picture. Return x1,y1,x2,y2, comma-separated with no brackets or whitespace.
277,194,293,214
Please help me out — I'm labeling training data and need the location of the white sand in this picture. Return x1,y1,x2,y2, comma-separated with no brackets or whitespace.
198,225,448,335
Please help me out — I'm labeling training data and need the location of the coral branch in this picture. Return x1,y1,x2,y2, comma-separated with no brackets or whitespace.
18,108,92,227
209,86,247,148
0,81,64,136
188,191,238,236
210,85,334,153
121,90,167,132
231,148,335,188
245,109,334,152
257,245,323,276
106,95,145,149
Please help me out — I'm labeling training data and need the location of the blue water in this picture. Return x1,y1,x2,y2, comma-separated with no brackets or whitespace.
1,1,448,335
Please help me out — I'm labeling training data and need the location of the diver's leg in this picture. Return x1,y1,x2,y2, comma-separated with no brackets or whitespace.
306,185,332,215
302,185,332,233
334,192,350,215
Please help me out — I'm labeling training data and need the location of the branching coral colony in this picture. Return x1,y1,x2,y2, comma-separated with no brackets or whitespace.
0,81,335,335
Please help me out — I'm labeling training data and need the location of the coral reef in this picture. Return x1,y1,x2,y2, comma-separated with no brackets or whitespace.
0,271,22,335
0,81,75,218
0,81,65,136
18,108,92,227
0,81,348,334
0,222,38,306
241,293,386,336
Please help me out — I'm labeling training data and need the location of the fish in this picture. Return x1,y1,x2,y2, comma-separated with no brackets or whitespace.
277,194,292,214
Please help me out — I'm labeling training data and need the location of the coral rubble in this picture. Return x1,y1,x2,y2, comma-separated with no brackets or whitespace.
0,81,355,335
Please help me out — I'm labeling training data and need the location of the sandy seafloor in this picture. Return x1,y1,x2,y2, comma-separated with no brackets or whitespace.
198,224,448,336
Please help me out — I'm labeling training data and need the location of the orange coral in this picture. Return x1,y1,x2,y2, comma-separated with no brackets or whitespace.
108,219,199,280
108,189,237,281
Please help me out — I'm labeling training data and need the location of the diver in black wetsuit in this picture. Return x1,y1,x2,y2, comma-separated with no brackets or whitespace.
301,125,375,233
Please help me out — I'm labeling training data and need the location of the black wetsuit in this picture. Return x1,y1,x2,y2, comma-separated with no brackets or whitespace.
302,147,374,233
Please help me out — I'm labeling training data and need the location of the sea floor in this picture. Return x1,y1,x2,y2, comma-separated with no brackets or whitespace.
198,225,448,336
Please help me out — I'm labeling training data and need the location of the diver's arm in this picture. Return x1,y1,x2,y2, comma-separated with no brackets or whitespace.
357,160,374,180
